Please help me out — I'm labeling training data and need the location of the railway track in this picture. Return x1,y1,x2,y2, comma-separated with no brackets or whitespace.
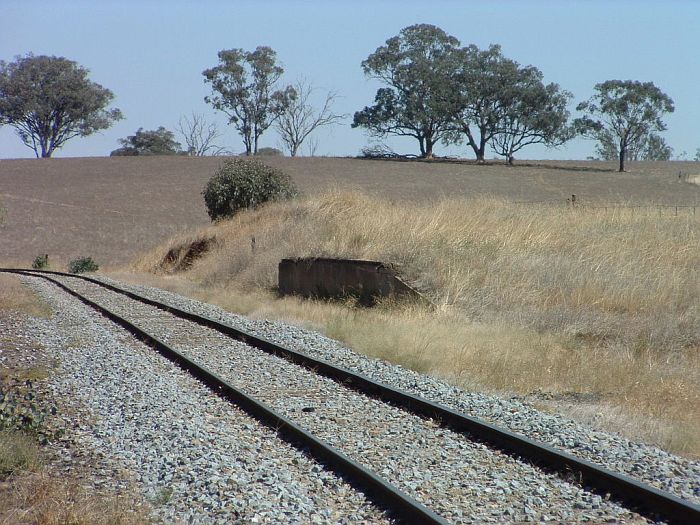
4,268,699,524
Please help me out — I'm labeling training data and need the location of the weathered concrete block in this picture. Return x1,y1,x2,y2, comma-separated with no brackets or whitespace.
278,257,422,305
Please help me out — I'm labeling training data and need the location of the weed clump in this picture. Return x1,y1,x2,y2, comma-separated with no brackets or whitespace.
0,430,40,478
202,158,298,221
0,376,60,450
68,257,98,274
31,254,49,269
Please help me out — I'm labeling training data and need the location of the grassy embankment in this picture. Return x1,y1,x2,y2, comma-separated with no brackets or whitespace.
130,189,700,457
0,274,147,524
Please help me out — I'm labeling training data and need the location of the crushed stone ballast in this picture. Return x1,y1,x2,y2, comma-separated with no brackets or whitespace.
5,268,699,524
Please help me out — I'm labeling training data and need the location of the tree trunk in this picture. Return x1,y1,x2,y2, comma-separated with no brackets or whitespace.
243,133,252,156
462,124,482,161
39,136,51,158
418,137,426,158
619,147,625,172
424,138,434,160
478,129,488,164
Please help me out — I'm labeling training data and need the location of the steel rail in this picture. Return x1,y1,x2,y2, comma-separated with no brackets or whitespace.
5,269,447,525
8,268,700,525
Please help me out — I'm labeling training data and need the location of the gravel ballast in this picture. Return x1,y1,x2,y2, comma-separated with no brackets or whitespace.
87,274,700,505
14,273,700,523
50,274,650,523
19,275,393,524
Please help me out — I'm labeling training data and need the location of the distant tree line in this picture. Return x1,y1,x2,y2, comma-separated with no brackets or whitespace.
351,24,675,171
352,26,572,164
0,28,679,171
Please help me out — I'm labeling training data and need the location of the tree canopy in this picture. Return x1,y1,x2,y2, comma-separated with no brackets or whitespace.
110,127,182,156
446,44,520,162
352,24,461,159
488,67,572,164
353,29,573,161
574,80,674,171
0,54,122,158
203,46,293,156
595,131,672,162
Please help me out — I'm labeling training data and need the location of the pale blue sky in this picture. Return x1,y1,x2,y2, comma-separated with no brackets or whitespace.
1,0,699,160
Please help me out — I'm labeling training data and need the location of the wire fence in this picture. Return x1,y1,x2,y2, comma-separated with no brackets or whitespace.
511,195,698,216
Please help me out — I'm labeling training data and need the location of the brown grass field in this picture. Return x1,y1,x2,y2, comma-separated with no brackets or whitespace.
1,156,699,458
1,156,698,267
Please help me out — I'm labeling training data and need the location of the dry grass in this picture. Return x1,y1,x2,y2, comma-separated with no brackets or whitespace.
0,468,149,525
0,275,52,318
2,156,698,268
0,425,149,525
129,189,700,456
3,156,698,453
0,431,40,479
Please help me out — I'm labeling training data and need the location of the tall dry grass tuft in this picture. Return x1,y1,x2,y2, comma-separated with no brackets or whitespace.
0,275,53,318
0,431,40,478
131,189,700,455
0,468,149,524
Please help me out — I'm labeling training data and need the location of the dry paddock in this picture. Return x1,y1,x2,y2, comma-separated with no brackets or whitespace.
1,156,699,268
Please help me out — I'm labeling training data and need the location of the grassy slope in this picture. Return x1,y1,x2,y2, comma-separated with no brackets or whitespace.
1,156,698,267
131,189,700,456
2,156,699,455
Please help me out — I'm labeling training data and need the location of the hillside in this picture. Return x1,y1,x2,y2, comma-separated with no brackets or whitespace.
1,156,698,455
130,189,699,456
1,156,699,267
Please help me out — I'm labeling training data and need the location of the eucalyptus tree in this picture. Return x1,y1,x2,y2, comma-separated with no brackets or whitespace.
447,44,517,162
637,134,673,161
574,80,674,171
447,45,572,163
203,47,293,156
110,127,182,156
0,54,122,158
489,67,573,164
352,24,461,159
595,131,672,162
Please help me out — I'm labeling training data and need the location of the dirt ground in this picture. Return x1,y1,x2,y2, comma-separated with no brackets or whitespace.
1,156,698,268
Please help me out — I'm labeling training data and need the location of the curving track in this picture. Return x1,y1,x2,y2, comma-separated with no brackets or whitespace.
4,268,699,524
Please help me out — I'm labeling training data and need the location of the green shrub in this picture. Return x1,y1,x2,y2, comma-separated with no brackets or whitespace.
255,147,284,157
68,257,99,273
202,158,298,221
31,254,49,269
0,378,55,437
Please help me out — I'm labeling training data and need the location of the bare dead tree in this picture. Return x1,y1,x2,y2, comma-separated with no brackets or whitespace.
177,112,223,156
275,79,345,156
306,136,320,157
